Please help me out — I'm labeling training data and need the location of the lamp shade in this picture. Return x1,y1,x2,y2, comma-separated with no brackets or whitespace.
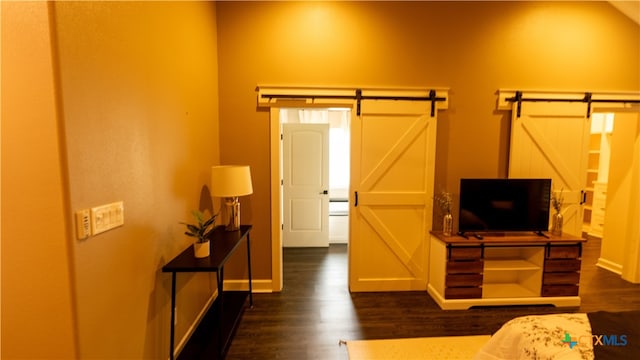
210,165,253,197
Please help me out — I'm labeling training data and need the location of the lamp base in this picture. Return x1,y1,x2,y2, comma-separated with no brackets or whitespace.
223,197,241,231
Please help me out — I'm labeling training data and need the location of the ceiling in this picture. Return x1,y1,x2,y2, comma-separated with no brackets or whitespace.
609,0,640,25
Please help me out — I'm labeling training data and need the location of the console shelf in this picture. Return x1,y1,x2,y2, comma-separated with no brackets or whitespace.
428,231,586,310
484,259,540,271
483,284,538,298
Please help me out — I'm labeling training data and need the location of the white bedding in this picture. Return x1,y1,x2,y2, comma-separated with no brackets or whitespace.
473,313,594,360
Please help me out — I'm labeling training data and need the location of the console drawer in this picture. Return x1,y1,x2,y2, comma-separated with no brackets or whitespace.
547,245,580,259
445,287,482,299
447,260,483,274
449,247,482,260
543,272,580,285
542,285,579,297
446,274,483,287
544,259,581,272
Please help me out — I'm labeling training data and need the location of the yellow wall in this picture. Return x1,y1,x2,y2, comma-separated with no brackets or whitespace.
2,1,220,359
1,2,77,358
216,1,640,280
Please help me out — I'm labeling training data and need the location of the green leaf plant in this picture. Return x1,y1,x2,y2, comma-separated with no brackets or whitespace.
181,210,218,243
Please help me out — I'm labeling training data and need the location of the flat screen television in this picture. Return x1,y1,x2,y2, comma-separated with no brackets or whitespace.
458,178,552,235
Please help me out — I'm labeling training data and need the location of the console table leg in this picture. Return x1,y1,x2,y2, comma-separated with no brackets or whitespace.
217,267,224,358
247,233,253,307
169,272,176,360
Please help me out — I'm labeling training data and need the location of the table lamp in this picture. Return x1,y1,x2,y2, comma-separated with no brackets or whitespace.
211,165,253,231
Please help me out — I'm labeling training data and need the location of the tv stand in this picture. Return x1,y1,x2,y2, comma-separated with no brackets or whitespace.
457,232,483,240
535,231,549,238
460,230,549,239
428,231,585,310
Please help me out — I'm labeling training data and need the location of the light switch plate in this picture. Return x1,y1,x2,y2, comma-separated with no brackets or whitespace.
76,209,91,239
91,201,124,235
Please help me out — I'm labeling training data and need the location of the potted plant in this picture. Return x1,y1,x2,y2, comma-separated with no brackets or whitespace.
181,210,217,258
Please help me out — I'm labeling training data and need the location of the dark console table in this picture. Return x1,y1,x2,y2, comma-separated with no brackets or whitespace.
163,225,253,360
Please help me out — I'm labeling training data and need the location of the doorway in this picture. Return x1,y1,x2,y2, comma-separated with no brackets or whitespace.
582,112,614,238
280,108,351,248
590,108,640,279
261,86,447,292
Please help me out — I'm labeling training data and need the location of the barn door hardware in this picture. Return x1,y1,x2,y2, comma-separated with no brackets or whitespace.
353,89,445,116
505,91,640,118
428,90,438,117
259,89,447,116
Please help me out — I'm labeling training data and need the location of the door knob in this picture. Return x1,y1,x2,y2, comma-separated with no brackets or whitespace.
320,190,329,195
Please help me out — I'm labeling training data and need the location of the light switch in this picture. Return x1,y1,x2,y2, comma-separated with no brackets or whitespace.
91,201,124,235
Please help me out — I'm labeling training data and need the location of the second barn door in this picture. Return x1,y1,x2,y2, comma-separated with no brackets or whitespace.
508,101,590,237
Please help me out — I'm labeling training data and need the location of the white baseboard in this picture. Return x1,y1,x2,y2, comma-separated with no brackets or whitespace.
329,239,348,244
224,279,274,293
596,257,623,275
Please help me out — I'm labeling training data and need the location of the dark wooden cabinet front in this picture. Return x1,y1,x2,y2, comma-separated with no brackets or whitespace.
542,244,582,297
445,246,483,299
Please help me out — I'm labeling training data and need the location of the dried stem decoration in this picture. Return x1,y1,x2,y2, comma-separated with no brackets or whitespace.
551,188,564,214
434,191,452,215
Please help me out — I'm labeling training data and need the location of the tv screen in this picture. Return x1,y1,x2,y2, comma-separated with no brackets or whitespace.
458,178,552,234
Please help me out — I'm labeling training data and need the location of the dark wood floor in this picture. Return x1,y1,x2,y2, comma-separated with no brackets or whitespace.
224,237,640,359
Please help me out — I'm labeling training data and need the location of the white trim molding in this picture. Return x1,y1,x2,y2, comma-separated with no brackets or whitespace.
597,257,623,275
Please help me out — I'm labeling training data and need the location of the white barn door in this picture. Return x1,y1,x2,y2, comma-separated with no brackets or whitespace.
350,100,438,292
282,123,330,247
508,101,590,237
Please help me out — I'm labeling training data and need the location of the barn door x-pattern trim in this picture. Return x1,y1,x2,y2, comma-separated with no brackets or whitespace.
357,113,433,279
359,115,429,191
520,116,582,191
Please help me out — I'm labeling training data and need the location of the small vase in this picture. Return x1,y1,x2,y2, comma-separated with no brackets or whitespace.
551,212,563,236
443,213,453,237
193,241,210,258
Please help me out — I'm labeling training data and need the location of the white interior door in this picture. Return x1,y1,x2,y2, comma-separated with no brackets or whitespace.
282,123,330,247
350,100,437,292
508,101,590,237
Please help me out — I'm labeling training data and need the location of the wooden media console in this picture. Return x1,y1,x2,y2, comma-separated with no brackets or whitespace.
428,231,586,310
